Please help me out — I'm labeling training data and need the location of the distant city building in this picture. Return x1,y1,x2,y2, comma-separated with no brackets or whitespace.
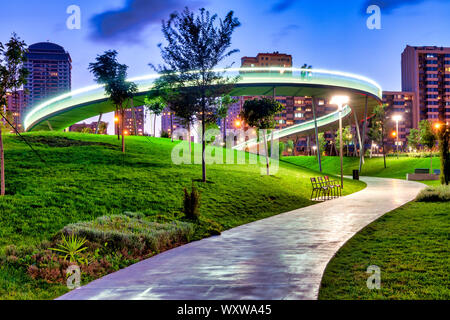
161,108,187,136
402,45,450,126
5,90,25,131
24,42,72,112
382,91,416,151
118,106,145,136
69,121,107,134
241,52,292,69
220,52,335,152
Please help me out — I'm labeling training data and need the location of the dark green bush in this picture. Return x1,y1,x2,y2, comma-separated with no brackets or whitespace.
160,130,170,138
183,185,201,220
416,186,450,202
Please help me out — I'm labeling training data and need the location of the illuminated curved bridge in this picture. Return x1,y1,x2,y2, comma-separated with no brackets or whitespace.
24,67,382,137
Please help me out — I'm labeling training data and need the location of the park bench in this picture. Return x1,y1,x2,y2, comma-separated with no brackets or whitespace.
310,176,342,201
324,176,342,198
407,168,440,181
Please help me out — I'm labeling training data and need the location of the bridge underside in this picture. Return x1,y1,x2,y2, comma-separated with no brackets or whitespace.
26,84,380,134
24,69,382,145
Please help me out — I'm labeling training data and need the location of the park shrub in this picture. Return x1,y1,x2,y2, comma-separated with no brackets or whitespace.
62,215,195,253
183,185,201,220
416,185,450,202
1,215,195,284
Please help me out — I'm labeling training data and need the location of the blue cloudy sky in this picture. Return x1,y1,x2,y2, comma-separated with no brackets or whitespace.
1,0,449,132
1,0,449,91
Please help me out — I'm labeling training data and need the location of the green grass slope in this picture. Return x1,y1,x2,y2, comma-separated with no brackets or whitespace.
319,201,449,300
0,132,365,299
281,157,448,299
283,155,442,185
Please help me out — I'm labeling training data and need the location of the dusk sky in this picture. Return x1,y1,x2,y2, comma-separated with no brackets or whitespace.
1,0,449,132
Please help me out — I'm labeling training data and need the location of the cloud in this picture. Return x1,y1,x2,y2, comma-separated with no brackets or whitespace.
89,0,204,43
362,0,443,14
271,24,300,45
270,0,298,13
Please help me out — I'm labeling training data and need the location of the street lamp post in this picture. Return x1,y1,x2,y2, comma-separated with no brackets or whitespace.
331,95,349,189
392,115,402,159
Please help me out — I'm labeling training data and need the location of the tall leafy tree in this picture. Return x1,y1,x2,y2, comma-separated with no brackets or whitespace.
145,95,166,137
317,132,327,156
156,7,241,182
286,139,295,156
336,126,352,156
89,50,137,153
437,124,449,185
418,120,437,173
407,128,420,151
240,98,283,175
0,34,29,196
368,104,387,168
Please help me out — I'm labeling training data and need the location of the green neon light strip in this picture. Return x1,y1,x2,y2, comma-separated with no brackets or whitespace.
24,67,382,131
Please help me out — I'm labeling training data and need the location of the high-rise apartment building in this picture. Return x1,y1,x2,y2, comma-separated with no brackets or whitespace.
24,42,72,111
5,90,25,131
121,106,145,136
382,91,416,150
401,45,450,126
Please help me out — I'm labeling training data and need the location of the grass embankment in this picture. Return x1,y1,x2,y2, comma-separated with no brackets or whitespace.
283,155,442,185
282,155,449,299
318,199,449,299
0,132,365,299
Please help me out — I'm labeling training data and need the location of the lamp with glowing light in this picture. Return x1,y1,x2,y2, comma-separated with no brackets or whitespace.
392,114,402,159
330,95,349,189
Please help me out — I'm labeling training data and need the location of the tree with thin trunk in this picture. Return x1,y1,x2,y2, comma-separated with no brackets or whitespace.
418,120,437,173
437,124,449,185
0,33,29,196
145,95,166,137
240,98,283,175
286,140,294,156
156,7,241,182
317,132,326,157
218,94,236,143
89,50,137,153
407,128,420,152
369,104,387,168
336,126,352,157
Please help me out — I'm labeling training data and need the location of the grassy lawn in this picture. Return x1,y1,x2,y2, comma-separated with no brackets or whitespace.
318,201,449,300
283,155,442,184
0,132,365,300
283,155,449,299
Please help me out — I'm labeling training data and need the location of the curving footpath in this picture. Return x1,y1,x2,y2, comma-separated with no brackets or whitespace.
58,177,425,300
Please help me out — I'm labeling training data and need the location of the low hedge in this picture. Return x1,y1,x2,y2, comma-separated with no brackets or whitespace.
61,215,195,253
416,185,450,202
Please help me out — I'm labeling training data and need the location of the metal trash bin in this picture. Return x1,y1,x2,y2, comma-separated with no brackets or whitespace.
353,169,359,180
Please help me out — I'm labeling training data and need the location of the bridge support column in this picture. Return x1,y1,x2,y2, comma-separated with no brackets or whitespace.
353,108,362,168
312,97,322,172
96,113,103,134
359,96,368,173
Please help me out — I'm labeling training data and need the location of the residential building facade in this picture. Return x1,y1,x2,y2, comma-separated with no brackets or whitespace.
24,42,72,115
401,45,450,126
382,91,416,150
5,90,25,131
120,106,145,136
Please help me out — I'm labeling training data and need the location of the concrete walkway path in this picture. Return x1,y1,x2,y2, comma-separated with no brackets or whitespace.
58,177,425,300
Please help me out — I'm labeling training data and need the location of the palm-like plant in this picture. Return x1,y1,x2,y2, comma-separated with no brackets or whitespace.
50,234,88,263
